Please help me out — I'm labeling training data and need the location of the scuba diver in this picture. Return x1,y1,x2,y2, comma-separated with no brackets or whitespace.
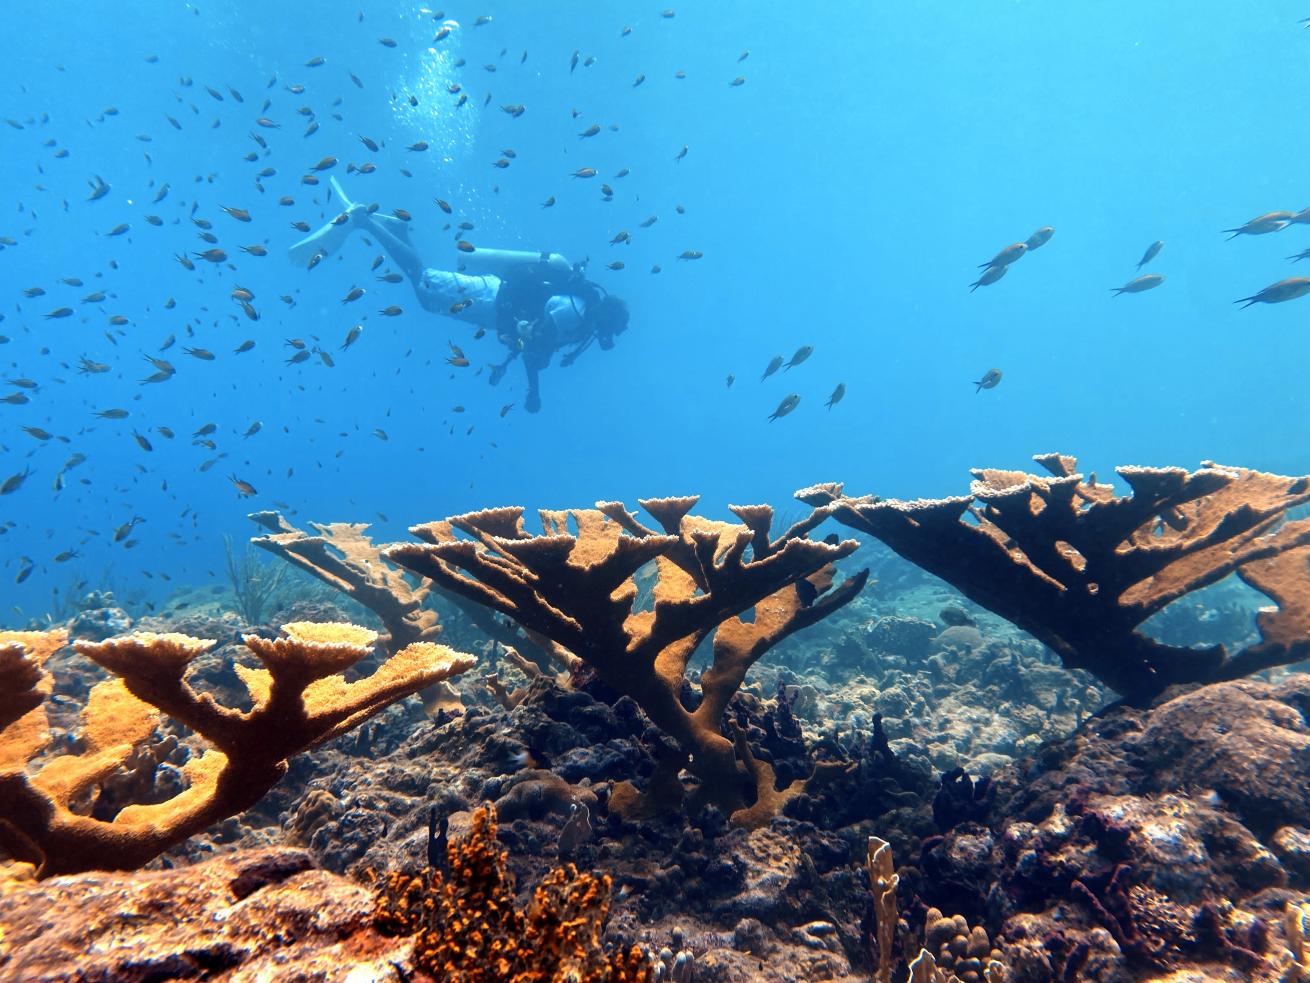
289,178,629,413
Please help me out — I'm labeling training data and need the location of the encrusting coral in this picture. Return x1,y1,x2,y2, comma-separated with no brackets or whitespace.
385,497,868,822
374,803,651,981
801,453,1310,701
0,621,474,878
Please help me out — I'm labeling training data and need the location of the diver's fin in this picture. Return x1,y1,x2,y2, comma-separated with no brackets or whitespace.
288,211,353,268
286,177,361,268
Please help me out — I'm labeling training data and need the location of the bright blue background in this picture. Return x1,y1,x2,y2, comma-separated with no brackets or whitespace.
2,2,1309,614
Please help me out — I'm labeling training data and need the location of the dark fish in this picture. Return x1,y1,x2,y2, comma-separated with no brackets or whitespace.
1234,276,1310,308
784,345,812,370
343,285,365,303
234,339,256,352
1111,274,1165,296
541,196,556,208
768,394,800,422
1025,227,1055,250
184,347,216,360
243,420,262,437
726,374,735,388
341,324,363,350
826,383,846,409
305,56,326,67
131,430,153,451
970,265,1007,292
677,250,702,260
96,408,129,419
44,307,74,319
0,468,31,494
230,475,257,497
675,144,688,162
974,368,1002,392
1223,211,1293,239
379,305,404,316
221,205,252,222
980,243,1026,269
1137,240,1164,270
761,355,784,380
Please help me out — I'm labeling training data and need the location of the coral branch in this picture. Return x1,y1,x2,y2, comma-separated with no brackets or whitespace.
387,499,867,819
0,623,474,878
803,454,1310,701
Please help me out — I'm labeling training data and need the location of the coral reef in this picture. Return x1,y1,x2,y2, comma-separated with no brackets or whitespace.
0,622,474,877
386,498,868,821
802,454,1310,701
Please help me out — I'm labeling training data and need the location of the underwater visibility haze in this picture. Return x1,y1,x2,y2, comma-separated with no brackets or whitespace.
3,3,1310,982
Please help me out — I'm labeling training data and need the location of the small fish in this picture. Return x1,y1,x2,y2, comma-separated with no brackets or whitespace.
193,423,217,437
784,345,813,370
761,355,784,380
184,347,216,360
53,550,79,563
286,349,312,364
230,474,258,497
343,285,365,304
1111,274,1165,296
341,324,363,350
96,408,129,419
502,104,526,117
407,141,429,152
44,307,74,319
1025,227,1055,251
826,383,846,409
131,430,153,452
606,261,625,270
192,248,227,263
105,223,130,237
240,244,268,257
0,468,31,494
572,167,597,179
677,250,703,261
113,517,143,542
305,56,326,67
970,265,1007,292
1234,276,1310,309
22,426,52,440
435,198,453,214
768,394,800,422
456,241,476,253
86,175,110,201
730,76,746,86
578,124,601,139
221,205,252,222
1223,211,1294,240
243,420,262,438
311,155,337,172
675,144,688,162
610,230,631,245
980,243,1027,269
234,339,256,353
0,392,29,405
379,305,404,316
1137,240,1164,270
639,215,658,228
317,349,335,367
974,368,1003,392
373,428,389,441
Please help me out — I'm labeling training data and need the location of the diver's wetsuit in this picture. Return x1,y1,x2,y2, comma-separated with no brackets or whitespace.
360,209,591,412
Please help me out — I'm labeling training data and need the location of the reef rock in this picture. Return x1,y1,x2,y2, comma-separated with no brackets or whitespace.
0,848,405,981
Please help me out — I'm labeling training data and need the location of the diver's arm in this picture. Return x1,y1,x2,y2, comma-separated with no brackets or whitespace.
359,211,424,285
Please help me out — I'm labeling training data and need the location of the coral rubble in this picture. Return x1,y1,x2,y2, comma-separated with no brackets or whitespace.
802,454,1310,701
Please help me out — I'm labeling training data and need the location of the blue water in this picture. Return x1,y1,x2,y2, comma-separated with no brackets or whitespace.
3,1,1309,615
